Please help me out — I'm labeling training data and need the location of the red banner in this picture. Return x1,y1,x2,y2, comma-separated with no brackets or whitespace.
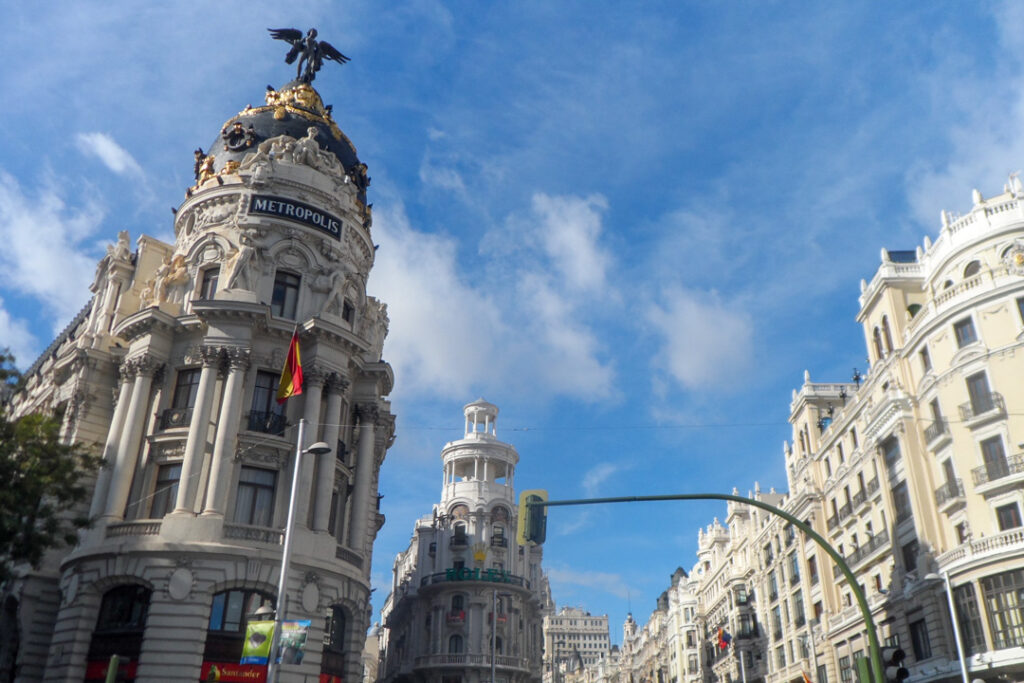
320,675,343,683
200,661,268,682
85,659,138,680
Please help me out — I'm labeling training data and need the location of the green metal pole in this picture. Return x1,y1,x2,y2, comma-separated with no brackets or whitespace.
531,493,885,683
104,655,120,683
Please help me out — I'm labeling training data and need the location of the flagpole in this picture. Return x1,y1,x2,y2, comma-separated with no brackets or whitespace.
268,418,307,683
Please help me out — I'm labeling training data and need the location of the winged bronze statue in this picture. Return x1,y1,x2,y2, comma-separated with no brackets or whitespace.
268,28,350,83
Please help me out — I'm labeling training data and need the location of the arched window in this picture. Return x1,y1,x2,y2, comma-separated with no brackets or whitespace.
88,585,152,670
963,260,981,277
873,327,884,359
449,634,463,654
881,316,894,353
322,605,347,679
203,588,274,662
495,636,504,655
943,280,954,290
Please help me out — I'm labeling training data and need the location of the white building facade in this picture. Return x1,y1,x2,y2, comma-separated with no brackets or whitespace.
378,400,546,683
2,73,395,683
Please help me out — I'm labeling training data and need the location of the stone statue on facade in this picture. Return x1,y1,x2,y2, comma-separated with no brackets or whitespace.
224,235,259,291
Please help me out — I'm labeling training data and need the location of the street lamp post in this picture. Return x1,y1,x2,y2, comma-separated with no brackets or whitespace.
267,419,332,683
924,572,969,683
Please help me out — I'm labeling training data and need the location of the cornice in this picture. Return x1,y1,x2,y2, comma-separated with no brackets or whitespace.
114,307,181,342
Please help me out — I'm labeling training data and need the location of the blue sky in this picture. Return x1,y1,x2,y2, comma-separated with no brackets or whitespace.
3,2,1024,643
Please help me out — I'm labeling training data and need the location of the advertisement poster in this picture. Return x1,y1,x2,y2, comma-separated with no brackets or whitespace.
277,619,311,664
240,620,275,665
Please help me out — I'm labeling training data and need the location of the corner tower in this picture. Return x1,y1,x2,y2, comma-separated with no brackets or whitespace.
378,400,546,683
7,35,395,683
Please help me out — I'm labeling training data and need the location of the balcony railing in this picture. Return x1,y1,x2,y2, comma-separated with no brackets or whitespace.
866,477,879,495
972,454,1024,486
795,614,806,627
924,419,949,444
958,392,1005,422
838,502,853,521
832,529,890,577
826,515,839,531
420,571,529,588
450,536,469,548
491,536,508,547
414,654,530,671
446,610,466,624
790,573,800,586
105,520,162,538
224,523,283,544
159,406,192,429
934,479,964,506
247,410,287,436
852,489,866,508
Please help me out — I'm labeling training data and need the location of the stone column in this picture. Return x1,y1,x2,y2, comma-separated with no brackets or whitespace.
102,355,160,520
296,368,326,527
173,346,221,514
348,403,378,553
89,362,134,519
314,374,348,531
202,347,250,516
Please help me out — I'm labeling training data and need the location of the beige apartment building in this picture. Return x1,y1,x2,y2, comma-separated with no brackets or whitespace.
543,606,612,682
570,178,1024,683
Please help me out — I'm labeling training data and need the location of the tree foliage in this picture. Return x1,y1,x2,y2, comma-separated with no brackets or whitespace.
0,349,102,581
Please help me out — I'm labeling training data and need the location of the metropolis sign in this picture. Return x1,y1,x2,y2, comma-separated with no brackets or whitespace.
249,195,342,239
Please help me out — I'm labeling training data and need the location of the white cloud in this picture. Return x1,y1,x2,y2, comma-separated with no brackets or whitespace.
419,159,466,194
0,298,38,369
545,565,633,599
647,287,754,392
582,462,622,497
369,202,506,398
530,193,611,294
75,132,144,177
0,171,102,331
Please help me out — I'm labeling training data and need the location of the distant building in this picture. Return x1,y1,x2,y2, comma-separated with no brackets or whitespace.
543,606,611,683
0,72,395,682
572,177,1024,683
378,400,547,683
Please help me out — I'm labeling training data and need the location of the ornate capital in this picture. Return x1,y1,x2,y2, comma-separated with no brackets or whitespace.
124,353,164,378
225,347,252,371
324,372,350,395
303,366,328,388
355,403,379,425
199,345,223,367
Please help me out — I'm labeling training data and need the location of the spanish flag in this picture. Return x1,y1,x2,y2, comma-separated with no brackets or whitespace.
276,329,303,404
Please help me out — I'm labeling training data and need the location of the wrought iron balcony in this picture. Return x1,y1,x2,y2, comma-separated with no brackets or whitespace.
972,454,1024,486
832,529,890,577
852,489,866,508
826,515,839,531
958,392,1005,422
790,573,800,586
934,479,964,506
923,419,949,444
247,410,287,436
450,535,469,548
159,406,192,429
838,502,853,521
491,536,508,547
866,477,880,495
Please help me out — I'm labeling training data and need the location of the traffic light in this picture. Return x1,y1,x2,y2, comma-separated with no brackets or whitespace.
882,647,908,682
517,489,548,546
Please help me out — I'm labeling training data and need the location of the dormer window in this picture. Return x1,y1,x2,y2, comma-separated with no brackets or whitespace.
963,260,981,277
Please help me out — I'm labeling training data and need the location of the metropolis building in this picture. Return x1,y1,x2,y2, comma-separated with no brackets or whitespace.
377,400,547,683
2,60,395,681
569,177,1024,683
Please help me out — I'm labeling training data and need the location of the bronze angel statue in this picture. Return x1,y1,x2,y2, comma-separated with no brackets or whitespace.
268,28,350,83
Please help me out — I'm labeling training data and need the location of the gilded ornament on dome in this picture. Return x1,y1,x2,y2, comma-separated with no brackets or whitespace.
221,121,258,152
1004,239,1024,275
223,160,241,174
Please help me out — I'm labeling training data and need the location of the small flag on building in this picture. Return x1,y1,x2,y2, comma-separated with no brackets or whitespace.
276,329,304,404
802,671,814,683
717,627,732,650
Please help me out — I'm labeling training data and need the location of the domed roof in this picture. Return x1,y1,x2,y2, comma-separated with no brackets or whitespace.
204,80,362,179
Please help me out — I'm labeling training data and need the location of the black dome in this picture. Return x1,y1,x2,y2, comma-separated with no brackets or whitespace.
206,81,361,177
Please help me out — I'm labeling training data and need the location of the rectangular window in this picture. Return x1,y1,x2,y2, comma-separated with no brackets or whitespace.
850,427,858,448
981,569,1024,649
149,463,181,518
966,372,994,415
271,270,300,319
839,655,852,683
789,552,800,584
901,539,919,572
953,583,987,655
909,619,932,660
892,481,912,523
172,368,201,409
776,645,785,669
954,317,977,347
249,370,286,435
772,606,782,639
981,436,1009,482
881,435,901,466
919,345,932,372
817,664,828,683
234,467,276,526
200,266,220,300
997,503,1022,531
